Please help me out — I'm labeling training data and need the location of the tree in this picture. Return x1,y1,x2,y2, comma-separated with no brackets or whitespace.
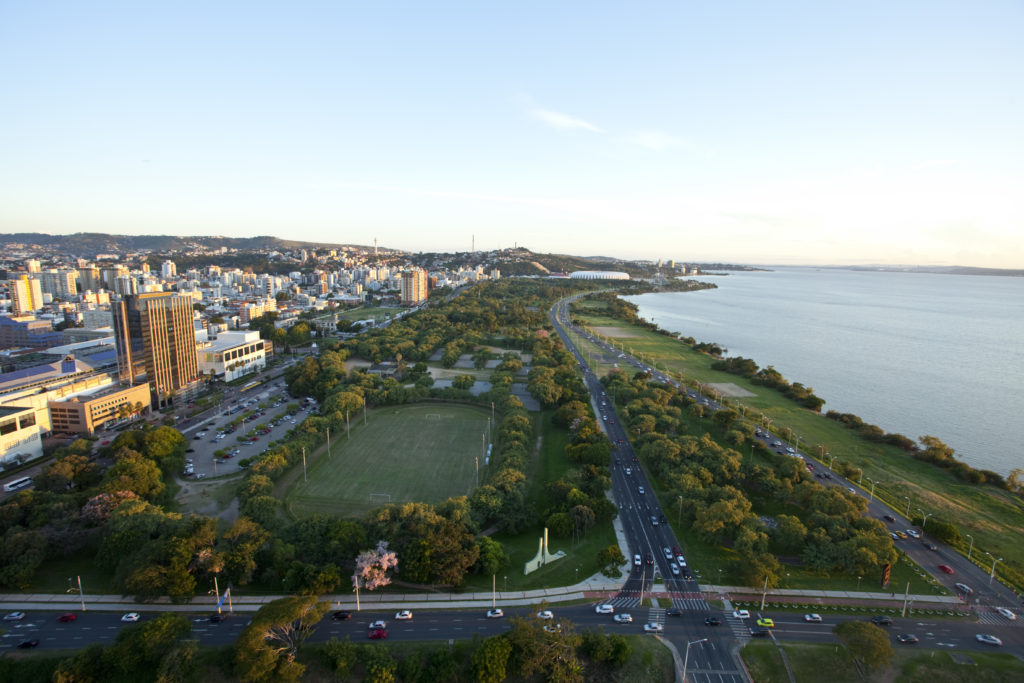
472,635,513,683
353,540,398,591
833,621,894,673
476,536,510,576
452,374,475,390
234,595,329,683
597,545,626,577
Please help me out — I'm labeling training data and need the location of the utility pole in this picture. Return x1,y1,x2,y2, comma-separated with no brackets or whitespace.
214,575,222,614
901,581,911,617
327,427,331,459
77,575,85,611
760,575,769,611
346,411,350,439
302,447,307,482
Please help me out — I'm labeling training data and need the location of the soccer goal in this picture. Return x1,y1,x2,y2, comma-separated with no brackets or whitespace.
425,413,441,420
369,493,392,505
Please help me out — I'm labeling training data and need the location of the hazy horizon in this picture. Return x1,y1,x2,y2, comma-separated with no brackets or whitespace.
2,2,1021,268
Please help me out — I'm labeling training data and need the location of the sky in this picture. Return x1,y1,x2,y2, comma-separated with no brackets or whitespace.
1,1,1022,267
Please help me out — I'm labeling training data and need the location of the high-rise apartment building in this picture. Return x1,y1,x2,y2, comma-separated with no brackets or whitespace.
112,292,200,406
161,260,177,280
400,269,428,305
39,269,79,299
9,275,44,314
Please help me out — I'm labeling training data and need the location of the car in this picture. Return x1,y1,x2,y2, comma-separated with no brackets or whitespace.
955,582,973,594
195,474,205,479
923,542,937,551
17,639,40,649
905,529,921,539
666,608,682,617
704,616,721,626
186,448,195,453
895,531,907,539
543,623,561,633
650,516,659,526
663,547,673,559
676,555,687,568
637,486,644,494
643,623,664,633
486,609,504,619
883,515,896,522
756,618,775,628
209,614,226,623
645,553,654,565
595,604,615,614
870,615,893,626
671,564,680,576
369,628,387,640
804,613,823,623
57,612,77,622
733,609,750,619
896,633,919,644
847,487,857,495
997,607,1017,620
120,612,140,622
936,564,954,575
749,626,771,637
890,532,900,540
634,554,642,567
537,610,554,620
369,619,387,630
976,634,1002,646
332,610,352,621
3,611,26,621
395,610,413,620
614,613,633,623
624,468,632,475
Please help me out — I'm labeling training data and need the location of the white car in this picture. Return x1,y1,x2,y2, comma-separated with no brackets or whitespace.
369,620,387,630
2,611,25,621
643,622,664,633
537,610,554,620
804,613,823,623
395,610,413,620
976,634,1002,646
486,609,504,619
732,609,751,619
997,607,1017,620
905,529,921,539
614,614,633,623
120,612,140,622
543,623,561,633
595,604,614,614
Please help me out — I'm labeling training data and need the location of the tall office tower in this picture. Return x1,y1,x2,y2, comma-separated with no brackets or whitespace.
26,259,41,273
112,292,200,406
9,275,44,314
400,269,428,305
161,260,177,279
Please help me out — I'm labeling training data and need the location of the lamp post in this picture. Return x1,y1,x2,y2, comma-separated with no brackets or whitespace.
760,575,769,612
966,534,974,562
794,435,801,455
857,575,862,591
986,553,1002,585
916,508,933,531
677,495,683,527
682,639,708,682
903,497,911,518
828,453,837,470
865,477,876,501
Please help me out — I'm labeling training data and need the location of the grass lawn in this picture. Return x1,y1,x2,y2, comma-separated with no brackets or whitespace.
26,553,114,594
335,305,406,322
782,642,862,683
741,640,790,683
573,299,1024,587
284,403,488,519
897,650,1024,682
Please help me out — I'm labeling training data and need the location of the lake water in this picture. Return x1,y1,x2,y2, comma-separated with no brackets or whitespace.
625,268,1024,476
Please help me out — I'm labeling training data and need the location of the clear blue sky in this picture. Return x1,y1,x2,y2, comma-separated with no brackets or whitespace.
2,1,1022,267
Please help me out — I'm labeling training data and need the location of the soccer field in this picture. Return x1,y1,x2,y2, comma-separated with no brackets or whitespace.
286,403,489,518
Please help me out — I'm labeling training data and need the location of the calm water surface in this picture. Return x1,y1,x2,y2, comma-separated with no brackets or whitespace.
625,268,1024,475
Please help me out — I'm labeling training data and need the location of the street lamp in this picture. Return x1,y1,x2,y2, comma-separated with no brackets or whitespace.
794,435,801,455
677,495,684,527
966,534,974,562
903,497,911,519
916,508,933,531
682,638,708,682
828,454,837,470
986,553,1002,585
865,477,876,501
857,576,862,591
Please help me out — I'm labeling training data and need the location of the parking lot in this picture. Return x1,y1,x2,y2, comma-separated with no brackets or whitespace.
180,379,315,480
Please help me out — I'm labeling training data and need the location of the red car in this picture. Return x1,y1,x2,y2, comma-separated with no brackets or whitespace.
57,612,77,622
938,564,954,574
368,628,387,640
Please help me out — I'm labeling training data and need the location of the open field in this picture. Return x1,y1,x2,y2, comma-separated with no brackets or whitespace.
285,403,488,519
334,305,407,322
572,297,1024,586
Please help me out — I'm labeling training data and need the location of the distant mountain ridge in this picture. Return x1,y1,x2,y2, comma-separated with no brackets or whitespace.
0,232,369,255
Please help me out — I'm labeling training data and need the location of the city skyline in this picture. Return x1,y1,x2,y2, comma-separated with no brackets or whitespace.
2,2,1022,267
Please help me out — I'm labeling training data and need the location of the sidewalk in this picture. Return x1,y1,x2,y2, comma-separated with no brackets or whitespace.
0,584,961,613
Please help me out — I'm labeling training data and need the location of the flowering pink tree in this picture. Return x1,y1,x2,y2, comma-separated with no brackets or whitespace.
352,540,398,590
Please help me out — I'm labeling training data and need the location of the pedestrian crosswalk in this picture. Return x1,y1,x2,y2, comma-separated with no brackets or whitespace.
976,610,1020,626
605,592,710,611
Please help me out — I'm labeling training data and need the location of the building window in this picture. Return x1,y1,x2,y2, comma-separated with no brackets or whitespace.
0,420,16,435
18,414,36,429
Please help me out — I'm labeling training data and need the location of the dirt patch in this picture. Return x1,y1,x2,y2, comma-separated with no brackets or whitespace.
706,382,756,398
591,326,638,338
176,476,242,523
